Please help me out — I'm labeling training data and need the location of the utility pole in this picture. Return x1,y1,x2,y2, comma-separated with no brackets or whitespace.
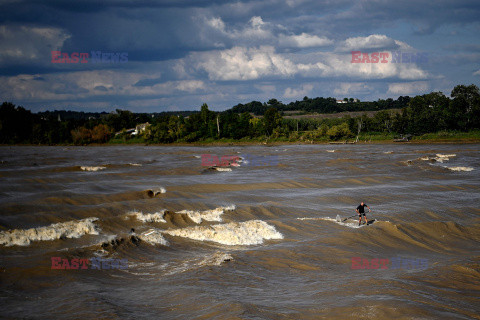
217,115,220,137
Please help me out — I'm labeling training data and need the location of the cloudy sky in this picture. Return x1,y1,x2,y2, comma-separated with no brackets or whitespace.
1,0,479,112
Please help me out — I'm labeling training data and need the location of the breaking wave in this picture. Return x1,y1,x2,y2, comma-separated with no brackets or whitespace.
146,187,166,197
128,163,142,166
80,166,106,172
0,218,99,246
297,217,363,229
434,154,456,163
139,228,169,246
163,220,283,245
445,166,474,172
321,217,363,229
176,205,236,224
129,210,167,223
129,205,236,225
418,154,456,163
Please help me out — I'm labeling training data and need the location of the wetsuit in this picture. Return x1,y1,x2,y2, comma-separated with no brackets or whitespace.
357,204,368,216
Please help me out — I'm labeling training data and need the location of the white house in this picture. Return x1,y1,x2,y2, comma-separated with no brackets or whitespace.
132,122,150,135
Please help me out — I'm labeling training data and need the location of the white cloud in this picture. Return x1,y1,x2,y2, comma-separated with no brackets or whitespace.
474,69,480,76
175,80,206,92
193,46,297,80
206,17,226,32
279,33,333,48
290,50,429,80
203,15,332,49
387,81,429,95
336,34,399,52
284,84,314,98
187,43,429,82
207,16,272,41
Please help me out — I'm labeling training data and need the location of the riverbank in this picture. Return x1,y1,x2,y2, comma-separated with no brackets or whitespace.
2,131,480,147
108,130,480,146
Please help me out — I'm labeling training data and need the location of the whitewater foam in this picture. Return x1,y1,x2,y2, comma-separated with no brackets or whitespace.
436,153,456,158
139,229,169,246
215,167,232,172
434,154,456,163
326,150,336,153
177,205,235,224
0,217,99,246
163,220,283,245
129,210,167,223
297,216,363,229
321,217,363,229
445,166,474,172
80,166,106,172
418,154,456,163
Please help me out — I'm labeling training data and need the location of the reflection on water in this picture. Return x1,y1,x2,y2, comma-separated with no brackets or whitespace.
0,144,479,319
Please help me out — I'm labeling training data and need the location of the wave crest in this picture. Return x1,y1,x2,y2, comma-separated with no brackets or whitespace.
163,220,283,245
177,205,235,224
0,217,99,246
129,211,167,223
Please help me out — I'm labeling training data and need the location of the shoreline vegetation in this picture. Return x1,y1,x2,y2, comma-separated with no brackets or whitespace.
107,131,480,146
1,84,479,146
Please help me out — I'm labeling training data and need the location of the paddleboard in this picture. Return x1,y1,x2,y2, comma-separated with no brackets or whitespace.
335,214,376,227
351,219,376,226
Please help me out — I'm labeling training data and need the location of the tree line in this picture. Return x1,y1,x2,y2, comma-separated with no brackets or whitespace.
0,84,479,145
231,95,411,115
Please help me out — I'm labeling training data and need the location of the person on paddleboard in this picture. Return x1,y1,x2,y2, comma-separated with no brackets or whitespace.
356,202,371,226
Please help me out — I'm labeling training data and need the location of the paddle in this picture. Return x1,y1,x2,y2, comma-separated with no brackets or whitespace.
337,210,372,222
341,214,357,222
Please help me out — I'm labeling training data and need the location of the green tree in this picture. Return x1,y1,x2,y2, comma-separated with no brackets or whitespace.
263,107,282,136
71,127,92,145
326,122,353,140
449,84,480,130
91,124,113,143
200,103,210,125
